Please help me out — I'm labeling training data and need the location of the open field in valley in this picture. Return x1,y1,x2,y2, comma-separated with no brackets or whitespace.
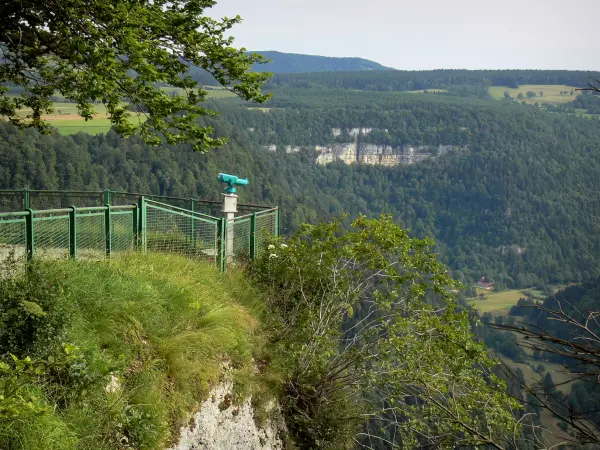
7,102,145,135
488,84,579,104
468,288,526,314
468,286,553,315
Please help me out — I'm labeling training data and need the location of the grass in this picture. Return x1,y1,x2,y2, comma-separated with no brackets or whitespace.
468,289,526,314
488,85,579,105
0,253,273,449
469,285,564,315
11,102,146,136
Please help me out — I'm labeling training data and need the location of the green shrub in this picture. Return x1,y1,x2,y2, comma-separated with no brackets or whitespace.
0,260,68,359
0,355,49,423
251,214,521,449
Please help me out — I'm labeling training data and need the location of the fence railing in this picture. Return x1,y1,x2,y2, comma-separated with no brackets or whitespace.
0,191,279,271
0,189,273,217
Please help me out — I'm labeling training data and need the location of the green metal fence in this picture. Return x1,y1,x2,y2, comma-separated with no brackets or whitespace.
0,189,272,217
0,191,279,271
143,199,221,265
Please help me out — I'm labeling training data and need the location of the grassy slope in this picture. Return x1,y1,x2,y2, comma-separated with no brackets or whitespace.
488,84,578,104
0,253,272,449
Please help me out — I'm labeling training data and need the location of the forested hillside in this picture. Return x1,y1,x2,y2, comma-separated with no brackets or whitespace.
248,51,392,73
266,69,600,92
2,86,600,289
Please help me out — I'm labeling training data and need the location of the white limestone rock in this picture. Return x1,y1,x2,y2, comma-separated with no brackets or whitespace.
169,381,285,450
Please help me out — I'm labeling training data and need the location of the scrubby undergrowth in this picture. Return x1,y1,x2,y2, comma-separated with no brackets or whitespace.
0,253,273,449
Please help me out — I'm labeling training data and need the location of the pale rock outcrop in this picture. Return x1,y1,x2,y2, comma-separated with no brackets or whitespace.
169,380,285,450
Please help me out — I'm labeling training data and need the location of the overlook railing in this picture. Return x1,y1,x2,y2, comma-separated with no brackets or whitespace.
0,189,279,271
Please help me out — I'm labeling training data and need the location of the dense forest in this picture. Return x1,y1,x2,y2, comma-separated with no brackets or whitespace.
265,69,600,92
2,86,600,290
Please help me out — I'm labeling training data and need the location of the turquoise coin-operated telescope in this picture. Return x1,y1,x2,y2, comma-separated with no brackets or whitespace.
217,173,249,194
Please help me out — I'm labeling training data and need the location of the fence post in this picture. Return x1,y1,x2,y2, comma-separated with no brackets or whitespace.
132,204,138,250
275,207,280,237
23,189,30,210
139,196,147,252
190,198,196,250
104,204,111,258
250,213,257,260
25,208,34,260
103,189,112,206
218,217,226,272
69,206,77,258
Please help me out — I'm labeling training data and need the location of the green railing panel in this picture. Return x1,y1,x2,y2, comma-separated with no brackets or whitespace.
76,212,106,259
0,217,27,262
255,211,277,257
111,210,135,253
144,201,219,263
33,213,70,259
231,216,252,261
0,192,25,213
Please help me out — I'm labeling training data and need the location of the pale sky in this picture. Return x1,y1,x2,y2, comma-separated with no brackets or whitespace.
208,0,600,70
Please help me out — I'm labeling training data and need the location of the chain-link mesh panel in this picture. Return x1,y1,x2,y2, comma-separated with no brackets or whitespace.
194,217,219,265
194,201,222,218
238,205,266,216
230,217,251,261
111,210,135,253
255,211,277,257
76,212,105,259
30,191,103,209
0,217,27,263
111,193,140,207
147,196,189,210
34,213,70,259
0,192,25,212
145,202,218,263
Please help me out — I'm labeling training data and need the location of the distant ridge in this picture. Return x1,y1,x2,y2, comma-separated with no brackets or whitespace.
249,51,393,73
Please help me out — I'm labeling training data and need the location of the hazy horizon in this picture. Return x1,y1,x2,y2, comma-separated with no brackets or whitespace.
208,0,600,71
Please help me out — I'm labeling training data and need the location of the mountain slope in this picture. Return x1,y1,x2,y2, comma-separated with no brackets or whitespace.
2,86,600,289
249,50,392,73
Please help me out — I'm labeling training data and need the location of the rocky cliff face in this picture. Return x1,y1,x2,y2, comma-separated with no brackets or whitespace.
169,380,286,450
262,127,464,166
315,142,455,166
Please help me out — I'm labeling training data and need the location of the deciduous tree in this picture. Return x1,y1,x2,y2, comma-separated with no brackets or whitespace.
0,0,271,151
253,215,521,449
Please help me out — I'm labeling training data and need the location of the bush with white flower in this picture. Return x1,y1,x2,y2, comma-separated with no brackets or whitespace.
249,214,519,449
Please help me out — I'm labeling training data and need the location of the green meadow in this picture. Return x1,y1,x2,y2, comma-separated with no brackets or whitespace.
468,287,549,315
488,84,579,104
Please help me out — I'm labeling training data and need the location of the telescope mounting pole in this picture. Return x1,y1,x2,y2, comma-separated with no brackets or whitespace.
222,192,237,266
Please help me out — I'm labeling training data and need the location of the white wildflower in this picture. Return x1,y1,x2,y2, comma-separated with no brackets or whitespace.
105,373,121,393
269,253,278,259
280,243,288,249
267,244,275,250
